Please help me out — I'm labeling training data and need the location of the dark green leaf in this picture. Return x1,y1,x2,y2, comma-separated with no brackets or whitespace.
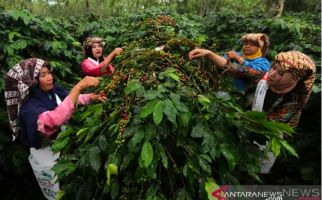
88,146,101,172
124,80,143,94
280,140,298,158
52,137,69,153
153,100,164,125
191,123,206,138
156,143,168,169
163,99,177,124
141,141,153,167
219,144,237,170
139,99,159,118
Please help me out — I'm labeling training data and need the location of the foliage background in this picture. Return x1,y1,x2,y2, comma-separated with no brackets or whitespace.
0,0,320,199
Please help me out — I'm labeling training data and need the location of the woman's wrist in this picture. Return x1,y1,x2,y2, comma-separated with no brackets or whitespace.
74,84,83,91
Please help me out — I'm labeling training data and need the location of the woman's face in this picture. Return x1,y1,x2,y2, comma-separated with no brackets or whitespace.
39,66,54,92
242,41,260,56
267,62,297,89
91,43,103,59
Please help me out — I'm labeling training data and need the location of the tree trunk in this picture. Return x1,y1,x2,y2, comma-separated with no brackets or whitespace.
266,0,285,18
85,0,89,11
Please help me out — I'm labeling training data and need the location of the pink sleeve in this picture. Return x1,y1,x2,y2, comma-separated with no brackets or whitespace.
77,93,92,105
37,96,74,137
81,59,114,77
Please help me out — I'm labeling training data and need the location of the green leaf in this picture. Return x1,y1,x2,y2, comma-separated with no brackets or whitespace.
176,188,193,200
139,99,159,118
280,140,298,158
76,127,89,137
163,99,177,124
205,178,220,200
8,32,22,41
144,123,156,141
245,111,267,120
124,80,143,95
22,14,31,25
52,137,69,153
202,134,215,153
164,67,177,74
52,162,77,180
88,146,101,172
166,72,180,82
197,94,211,107
128,128,145,152
219,144,237,170
144,90,163,100
98,135,107,151
153,100,164,125
178,111,192,127
106,163,118,186
191,123,207,138
198,156,211,174
8,10,20,20
156,143,168,169
56,127,74,139
141,141,153,167
56,190,65,200
271,122,294,135
270,137,281,156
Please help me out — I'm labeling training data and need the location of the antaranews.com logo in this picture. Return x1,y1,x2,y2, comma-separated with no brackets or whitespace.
210,185,320,200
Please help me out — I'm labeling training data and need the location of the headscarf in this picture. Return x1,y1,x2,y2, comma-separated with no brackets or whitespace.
83,36,105,60
241,33,270,56
4,58,45,139
274,51,316,126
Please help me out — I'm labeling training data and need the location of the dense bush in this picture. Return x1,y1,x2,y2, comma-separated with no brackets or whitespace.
0,7,320,200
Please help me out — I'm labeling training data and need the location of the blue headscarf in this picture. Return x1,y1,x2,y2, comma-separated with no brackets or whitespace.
18,84,69,148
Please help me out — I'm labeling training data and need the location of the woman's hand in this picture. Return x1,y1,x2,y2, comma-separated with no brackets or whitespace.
76,76,99,91
226,51,239,60
188,48,211,60
112,48,123,56
227,51,244,64
90,93,107,103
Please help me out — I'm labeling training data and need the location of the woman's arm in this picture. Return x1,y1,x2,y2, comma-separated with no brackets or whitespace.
37,76,99,137
189,48,227,67
37,96,75,137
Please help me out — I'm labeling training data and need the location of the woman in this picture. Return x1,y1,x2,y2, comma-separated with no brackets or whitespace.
249,50,316,127
247,51,316,173
4,58,106,199
189,33,270,91
5,58,106,148
81,36,123,77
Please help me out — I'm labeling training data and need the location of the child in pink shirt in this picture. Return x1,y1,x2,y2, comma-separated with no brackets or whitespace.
81,36,123,76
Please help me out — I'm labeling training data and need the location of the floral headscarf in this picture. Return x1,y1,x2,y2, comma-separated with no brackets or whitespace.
83,37,105,50
241,33,270,56
4,58,46,139
274,51,316,126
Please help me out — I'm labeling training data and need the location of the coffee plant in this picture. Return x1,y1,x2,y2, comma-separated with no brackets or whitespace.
52,16,296,199
0,7,320,199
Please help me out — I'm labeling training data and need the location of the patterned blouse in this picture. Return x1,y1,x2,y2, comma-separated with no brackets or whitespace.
243,83,307,128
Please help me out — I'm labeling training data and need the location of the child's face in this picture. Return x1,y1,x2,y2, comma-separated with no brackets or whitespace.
91,43,103,59
242,41,260,56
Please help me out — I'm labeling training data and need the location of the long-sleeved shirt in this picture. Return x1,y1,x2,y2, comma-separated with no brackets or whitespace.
37,94,92,137
81,57,114,77
224,52,270,91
